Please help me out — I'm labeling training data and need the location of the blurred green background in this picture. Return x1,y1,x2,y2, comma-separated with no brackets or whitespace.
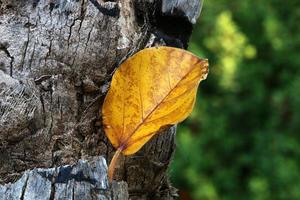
169,0,300,200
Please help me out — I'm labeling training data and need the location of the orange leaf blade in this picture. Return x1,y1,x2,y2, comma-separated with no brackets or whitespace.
102,46,208,155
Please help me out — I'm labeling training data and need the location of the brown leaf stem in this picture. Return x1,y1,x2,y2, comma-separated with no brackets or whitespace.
108,147,122,183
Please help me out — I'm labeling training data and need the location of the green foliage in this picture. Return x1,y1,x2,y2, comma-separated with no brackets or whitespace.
170,0,300,199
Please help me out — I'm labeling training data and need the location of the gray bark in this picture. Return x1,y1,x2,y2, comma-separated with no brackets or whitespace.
0,156,128,200
0,0,202,199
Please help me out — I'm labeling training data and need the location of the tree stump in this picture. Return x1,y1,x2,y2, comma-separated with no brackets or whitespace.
0,0,202,199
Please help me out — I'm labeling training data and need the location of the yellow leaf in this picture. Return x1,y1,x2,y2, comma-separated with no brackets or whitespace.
102,46,208,181
103,46,208,154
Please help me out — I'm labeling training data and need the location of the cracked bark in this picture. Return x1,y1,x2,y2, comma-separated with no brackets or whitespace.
0,0,202,199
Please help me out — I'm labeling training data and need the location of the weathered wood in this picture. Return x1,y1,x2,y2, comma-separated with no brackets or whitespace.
162,0,203,24
0,0,202,199
0,156,128,200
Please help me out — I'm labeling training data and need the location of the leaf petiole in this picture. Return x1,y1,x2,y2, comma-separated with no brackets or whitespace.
108,147,123,183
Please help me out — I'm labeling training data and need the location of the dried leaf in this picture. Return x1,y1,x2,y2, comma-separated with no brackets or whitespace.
103,46,208,154
102,46,208,181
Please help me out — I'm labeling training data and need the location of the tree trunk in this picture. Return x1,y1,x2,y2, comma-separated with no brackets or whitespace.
0,0,202,199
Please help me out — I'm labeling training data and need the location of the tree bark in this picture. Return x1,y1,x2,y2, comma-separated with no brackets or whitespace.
0,156,129,200
0,0,202,199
